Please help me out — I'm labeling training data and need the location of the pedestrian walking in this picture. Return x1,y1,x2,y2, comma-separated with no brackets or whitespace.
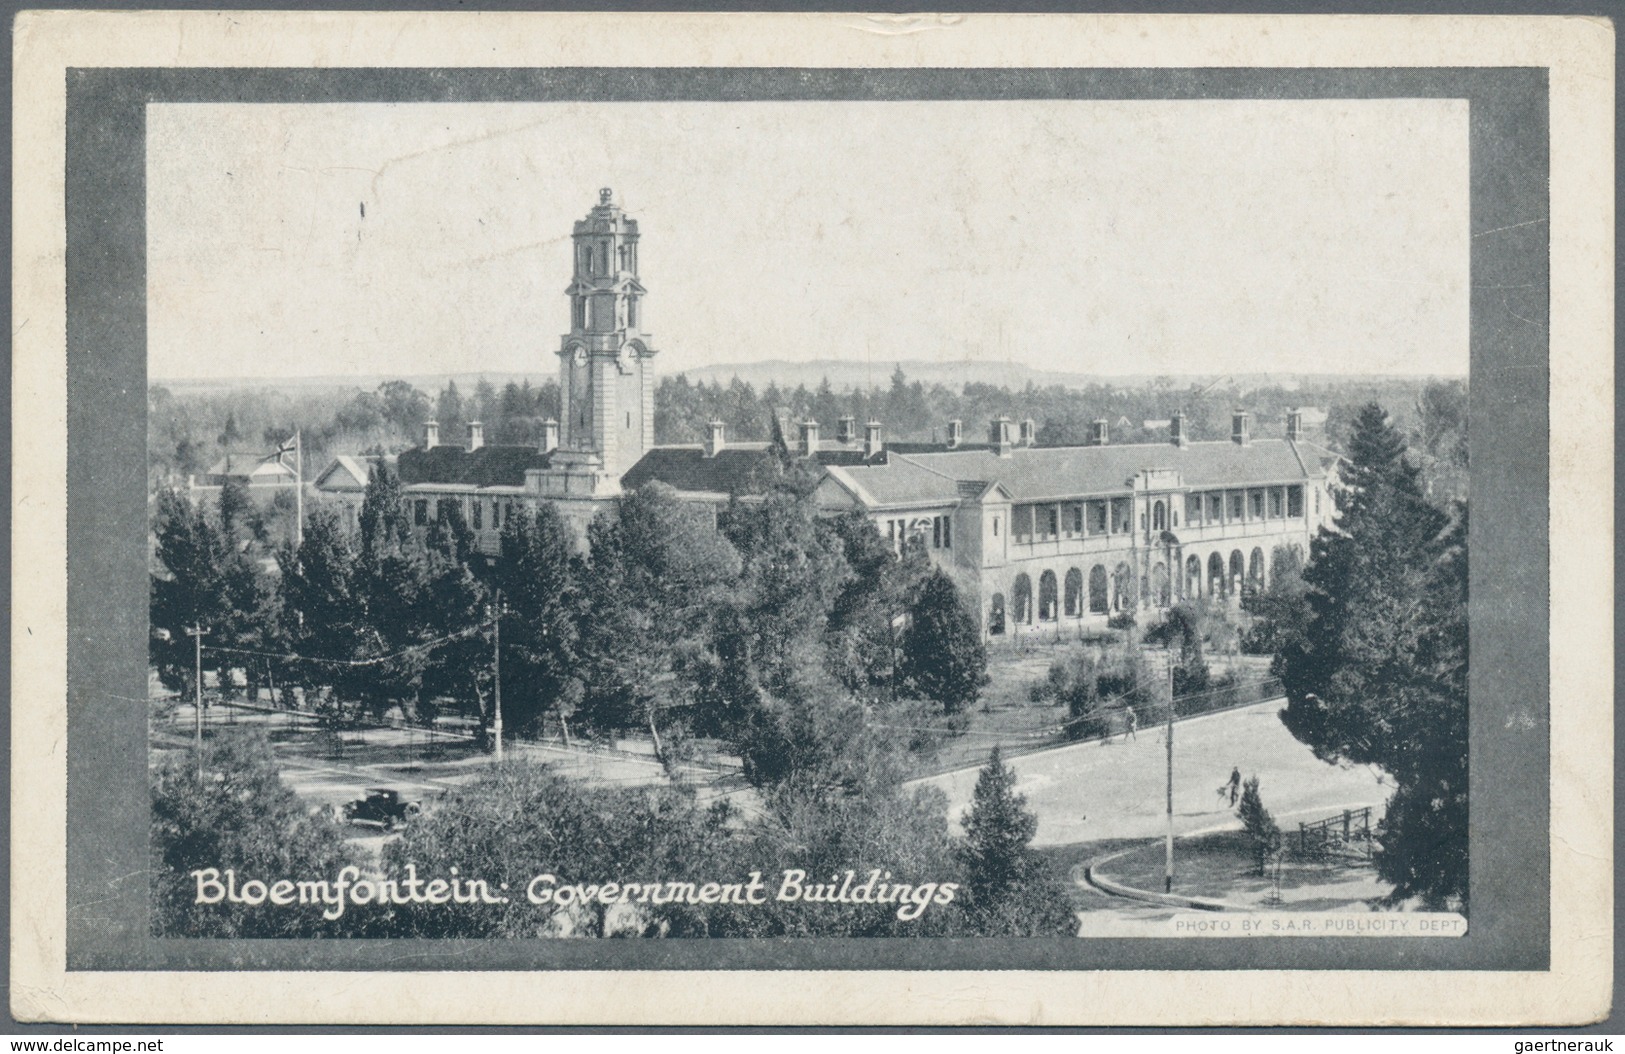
1124,705,1138,741
1228,766,1242,806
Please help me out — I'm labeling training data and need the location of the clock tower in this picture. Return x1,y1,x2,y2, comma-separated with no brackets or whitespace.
556,187,655,480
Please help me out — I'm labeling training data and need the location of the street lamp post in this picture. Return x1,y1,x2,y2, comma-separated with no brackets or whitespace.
1165,643,1175,894
491,590,504,764
187,623,209,781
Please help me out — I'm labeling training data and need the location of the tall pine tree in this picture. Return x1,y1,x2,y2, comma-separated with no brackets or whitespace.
1276,403,1467,908
899,569,988,714
956,746,1076,935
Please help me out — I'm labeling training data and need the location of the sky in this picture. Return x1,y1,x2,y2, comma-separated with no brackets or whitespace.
147,98,1469,382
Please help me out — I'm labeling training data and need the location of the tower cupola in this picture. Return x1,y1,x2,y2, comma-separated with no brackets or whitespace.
556,188,657,478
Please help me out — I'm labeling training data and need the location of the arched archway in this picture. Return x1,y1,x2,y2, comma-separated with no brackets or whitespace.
1152,500,1167,531
1229,550,1245,594
1151,562,1171,607
1208,552,1226,597
1249,547,1266,590
1064,568,1084,617
988,593,1006,635
1088,565,1109,614
1112,562,1134,612
1012,574,1033,625
1038,570,1059,621
1185,554,1203,598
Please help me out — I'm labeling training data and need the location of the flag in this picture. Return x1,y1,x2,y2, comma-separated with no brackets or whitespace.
264,432,299,467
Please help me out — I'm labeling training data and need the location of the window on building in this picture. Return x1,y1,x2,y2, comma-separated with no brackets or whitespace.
473,500,483,530
1269,488,1283,518
572,298,585,329
1089,501,1108,534
1228,492,1244,521
413,499,428,526
627,297,638,327
1152,501,1166,531
1043,506,1059,539
1068,504,1085,534
1012,505,1034,541
1314,487,1321,514
1113,498,1133,533
942,516,951,549
1250,490,1265,519
1286,485,1303,518
933,517,942,548
993,516,999,537
1186,494,1203,525
1209,493,1222,522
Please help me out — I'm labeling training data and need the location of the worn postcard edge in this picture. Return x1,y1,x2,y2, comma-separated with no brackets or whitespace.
9,11,1615,1027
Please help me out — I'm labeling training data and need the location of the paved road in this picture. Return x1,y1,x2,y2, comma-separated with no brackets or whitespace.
915,699,1389,847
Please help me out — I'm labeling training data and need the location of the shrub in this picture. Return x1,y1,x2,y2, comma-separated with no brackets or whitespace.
1236,775,1282,875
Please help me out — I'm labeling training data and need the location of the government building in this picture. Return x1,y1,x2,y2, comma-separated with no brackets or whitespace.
352,189,1339,637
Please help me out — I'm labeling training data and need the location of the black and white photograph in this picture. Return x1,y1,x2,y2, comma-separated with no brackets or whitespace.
11,10,1613,1027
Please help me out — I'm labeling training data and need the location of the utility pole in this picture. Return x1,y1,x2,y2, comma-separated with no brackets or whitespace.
294,429,304,551
491,589,503,764
1165,644,1175,893
187,623,208,780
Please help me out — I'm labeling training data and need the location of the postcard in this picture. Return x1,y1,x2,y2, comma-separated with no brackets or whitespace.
10,10,1614,1026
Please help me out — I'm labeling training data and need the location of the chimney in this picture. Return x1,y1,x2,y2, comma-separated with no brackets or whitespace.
540,418,559,454
704,419,726,458
800,419,820,458
425,420,440,449
991,417,1014,457
946,419,963,449
468,421,484,451
1170,411,1189,448
1019,418,1037,447
1286,408,1303,442
1090,419,1109,446
1232,410,1251,446
836,415,856,444
864,420,884,459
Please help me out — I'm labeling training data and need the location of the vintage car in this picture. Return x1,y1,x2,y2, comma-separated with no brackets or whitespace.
343,787,422,830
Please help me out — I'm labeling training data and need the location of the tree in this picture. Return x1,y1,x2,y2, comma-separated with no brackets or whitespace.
576,484,742,757
824,512,929,699
719,481,848,693
277,507,368,709
1235,775,1282,875
1146,601,1209,701
898,570,988,713
151,730,361,937
1275,403,1467,908
1241,545,1309,655
414,508,493,735
491,504,582,737
436,380,467,438
384,761,738,938
955,747,1076,935
150,489,261,696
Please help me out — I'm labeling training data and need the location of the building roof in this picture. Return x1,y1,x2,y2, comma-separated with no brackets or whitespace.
823,457,966,507
206,453,297,479
839,438,1326,507
397,444,553,489
624,443,889,497
314,455,381,492
622,444,786,496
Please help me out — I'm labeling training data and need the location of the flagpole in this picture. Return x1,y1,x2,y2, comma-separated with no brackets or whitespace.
294,429,304,550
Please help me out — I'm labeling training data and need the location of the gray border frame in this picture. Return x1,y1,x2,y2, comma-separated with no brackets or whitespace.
66,66,1549,971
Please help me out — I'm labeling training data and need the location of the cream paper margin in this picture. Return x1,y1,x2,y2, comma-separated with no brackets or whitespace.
9,11,1613,1027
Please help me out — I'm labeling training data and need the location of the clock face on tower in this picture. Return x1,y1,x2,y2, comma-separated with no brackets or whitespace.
572,344,588,367
617,342,637,374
